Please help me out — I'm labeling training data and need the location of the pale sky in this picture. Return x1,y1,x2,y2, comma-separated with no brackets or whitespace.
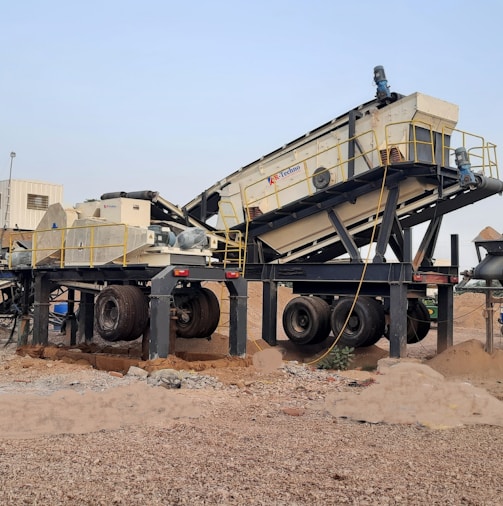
1,0,502,271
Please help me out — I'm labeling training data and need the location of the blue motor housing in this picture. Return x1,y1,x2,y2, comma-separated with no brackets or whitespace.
454,147,477,188
374,65,391,101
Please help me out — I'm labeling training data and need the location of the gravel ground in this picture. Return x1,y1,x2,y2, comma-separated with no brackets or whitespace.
1,339,503,505
1,288,503,505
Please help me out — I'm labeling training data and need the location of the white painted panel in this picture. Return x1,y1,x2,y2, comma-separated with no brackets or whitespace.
0,179,63,230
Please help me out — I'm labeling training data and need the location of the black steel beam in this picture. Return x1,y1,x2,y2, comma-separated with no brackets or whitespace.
387,215,405,261
451,234,459,267
261,281,278,345
374,185,399,263
67,288,78,346
150,266,247,359
32,273,51,345
389,282,408,357
437,284,454,353
412,217,443,271
24,265,163,284
327,209,361,261
80,292,95,343
18,272,34,346
244,262,413,284
225,277,248,356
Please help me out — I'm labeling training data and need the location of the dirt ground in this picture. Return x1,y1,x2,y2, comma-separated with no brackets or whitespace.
1,286,503,505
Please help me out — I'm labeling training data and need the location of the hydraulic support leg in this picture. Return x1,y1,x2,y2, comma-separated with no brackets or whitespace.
389,282,408,358
261,281,278,346
32,273,50,345
18,273,34,346
150,266,247,359
79,292,95,343
226,277,248,356
437,284,454,353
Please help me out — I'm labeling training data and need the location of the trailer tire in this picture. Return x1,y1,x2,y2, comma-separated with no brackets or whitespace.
199,287,220,337
330,297,384,348
283,296,330,345
407,300,431,344
360,298,385,346
126,286,150,341
95,285,148,342
308,297,332,344
174,288,209,338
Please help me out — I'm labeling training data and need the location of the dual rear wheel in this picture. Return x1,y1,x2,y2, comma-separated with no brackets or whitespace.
282,296,331,345
283,296,430,348
95,285,149,342
330,297,385,348
95,285,221,342
173,287,220,339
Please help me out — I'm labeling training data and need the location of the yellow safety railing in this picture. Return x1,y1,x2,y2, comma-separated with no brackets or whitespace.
384,120,435,164
238,121,499,222
212,200,247,271
8,223,131,269
242,129,380,220
212,229,245,269
442,127,499,179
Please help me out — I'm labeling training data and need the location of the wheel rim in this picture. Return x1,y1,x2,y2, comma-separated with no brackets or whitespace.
283,296,329,345
292,310,310,333
330,297,384,348
101,300,119,331
95,285,148,342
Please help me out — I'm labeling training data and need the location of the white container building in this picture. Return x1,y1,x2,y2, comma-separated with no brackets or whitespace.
0,179,64,231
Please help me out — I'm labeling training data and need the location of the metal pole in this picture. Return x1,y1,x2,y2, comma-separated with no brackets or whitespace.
485,280,494,354
9,151,15,180
4,152,16,229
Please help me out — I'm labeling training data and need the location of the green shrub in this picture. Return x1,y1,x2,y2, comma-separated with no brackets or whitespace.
316,346,354,371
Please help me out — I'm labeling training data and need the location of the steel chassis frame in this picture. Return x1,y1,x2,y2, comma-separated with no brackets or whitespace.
244,240,457,358
11,264,247,360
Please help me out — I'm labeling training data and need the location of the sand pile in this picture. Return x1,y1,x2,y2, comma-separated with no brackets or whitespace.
427,339,503,379
325,359,503,429
454,291,502,329
0,382,204,439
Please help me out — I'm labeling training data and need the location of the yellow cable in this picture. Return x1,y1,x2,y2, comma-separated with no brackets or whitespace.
245,166,389,360
307,165,389,366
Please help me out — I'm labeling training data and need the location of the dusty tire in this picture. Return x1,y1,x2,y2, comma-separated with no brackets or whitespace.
199,287,220,337
360,298,385,346
95,285,148,342
125,286,149,341
283,296,330,345
407,300,431,344
330,297,384,348
173,288,209,338
308,297,332,344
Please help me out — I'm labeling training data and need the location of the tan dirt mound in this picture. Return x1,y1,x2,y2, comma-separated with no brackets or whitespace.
427,339,503,379
325,360,503,428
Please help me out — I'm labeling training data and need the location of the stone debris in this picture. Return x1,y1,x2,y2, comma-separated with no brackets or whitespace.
147,368,223,390
126,365,149,378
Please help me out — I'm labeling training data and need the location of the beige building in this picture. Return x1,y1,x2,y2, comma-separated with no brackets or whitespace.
0,179,64,248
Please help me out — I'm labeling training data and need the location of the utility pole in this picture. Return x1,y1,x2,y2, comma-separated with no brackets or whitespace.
4,152,16,229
